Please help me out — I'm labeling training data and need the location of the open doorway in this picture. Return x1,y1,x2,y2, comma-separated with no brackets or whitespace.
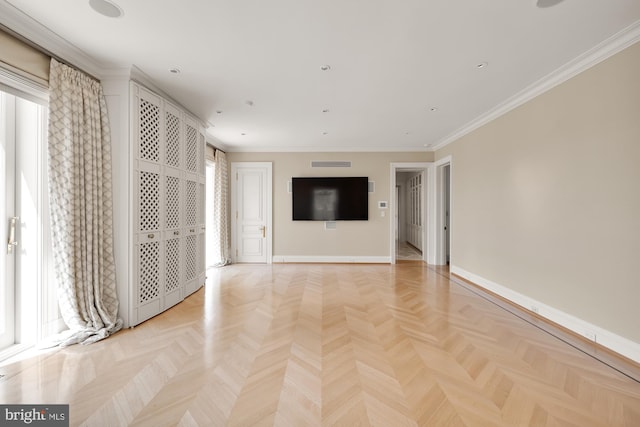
435,156,452,266
395,170,424,261
389,163,430,264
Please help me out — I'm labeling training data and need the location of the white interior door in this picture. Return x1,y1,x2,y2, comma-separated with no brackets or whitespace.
232,162,272,263
1,91,16,350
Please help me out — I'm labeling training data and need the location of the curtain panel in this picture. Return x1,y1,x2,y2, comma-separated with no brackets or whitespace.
212,150,231,266
47,58,122,346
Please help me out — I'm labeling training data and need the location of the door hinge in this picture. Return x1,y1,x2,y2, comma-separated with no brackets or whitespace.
236,211,238,219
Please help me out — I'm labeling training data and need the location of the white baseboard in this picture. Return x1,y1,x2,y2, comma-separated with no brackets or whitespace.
450,265,640,364
273,255,390,264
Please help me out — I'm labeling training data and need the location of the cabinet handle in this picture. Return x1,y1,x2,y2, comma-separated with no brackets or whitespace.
190,228,195,233
147,233,154,239
173,231,180,236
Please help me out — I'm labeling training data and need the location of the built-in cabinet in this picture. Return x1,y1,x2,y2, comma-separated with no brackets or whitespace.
131,83,206,326
406,173,422,250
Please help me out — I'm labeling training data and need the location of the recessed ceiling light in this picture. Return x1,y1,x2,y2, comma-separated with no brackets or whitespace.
169,68,181,74
89,0,124,18
241,133,246,136
216,110,223,114
322,109,330,113
429,107,438,112
322,131,328,135
536,0,565,8
245,100,254,107
476,62,488,69
320,65,331,71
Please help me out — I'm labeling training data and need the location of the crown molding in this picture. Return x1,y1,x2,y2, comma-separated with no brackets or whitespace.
0,1,109,79
223,144,431,153
204,135,229,153
432,19,640,151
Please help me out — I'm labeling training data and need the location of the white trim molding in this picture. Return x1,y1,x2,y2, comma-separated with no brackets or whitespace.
273,255,390,264
431,156,452,266
226,144,428,153
433,20,640,151
451,265,640,364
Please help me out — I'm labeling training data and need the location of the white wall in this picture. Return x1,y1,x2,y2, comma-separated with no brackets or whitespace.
227,151,433,262
436,41,640,357
102,76,132,327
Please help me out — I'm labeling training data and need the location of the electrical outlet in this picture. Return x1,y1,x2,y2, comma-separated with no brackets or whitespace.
584,331,597,342
530,305,539,314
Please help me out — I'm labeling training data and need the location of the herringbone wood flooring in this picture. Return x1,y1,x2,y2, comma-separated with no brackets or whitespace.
1,263,639,426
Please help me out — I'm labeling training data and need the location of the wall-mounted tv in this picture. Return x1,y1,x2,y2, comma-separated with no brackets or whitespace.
292,177,369,221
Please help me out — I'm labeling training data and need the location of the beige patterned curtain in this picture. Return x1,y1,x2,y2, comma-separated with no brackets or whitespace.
47,58,122,346
212,150,231,266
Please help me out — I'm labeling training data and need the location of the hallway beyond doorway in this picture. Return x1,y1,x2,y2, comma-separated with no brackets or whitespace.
396,241,422,261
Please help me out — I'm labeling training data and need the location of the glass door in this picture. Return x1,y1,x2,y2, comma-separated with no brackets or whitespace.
0,89,48,356
0,90,17,350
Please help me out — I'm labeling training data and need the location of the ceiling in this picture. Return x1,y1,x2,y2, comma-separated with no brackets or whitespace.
2,0,640,152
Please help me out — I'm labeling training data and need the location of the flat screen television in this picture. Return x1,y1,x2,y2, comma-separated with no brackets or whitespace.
292,177,368,221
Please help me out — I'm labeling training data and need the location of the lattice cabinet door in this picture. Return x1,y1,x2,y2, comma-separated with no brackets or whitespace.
164,102,183,171
197,174,206,289
163,233,183,308
197,229,206,288
164,166,184,307
184,176,198,230
134,159,163,324
165,168,182,232
134,232,164,323
136,162,162,235
134,87,163,165
198,130,206,176
184,228,199,296
184,115,199,174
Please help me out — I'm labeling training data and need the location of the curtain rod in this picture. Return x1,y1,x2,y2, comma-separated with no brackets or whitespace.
1,24,101,82
207,142,225,154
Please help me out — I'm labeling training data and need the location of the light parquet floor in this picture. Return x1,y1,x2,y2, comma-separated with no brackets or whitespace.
1,263,639,426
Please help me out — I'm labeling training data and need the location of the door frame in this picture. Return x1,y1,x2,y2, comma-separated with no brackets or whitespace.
434,156,453,266
390,158,453,265
389,163,430,264
1,90,17,351
231,162,273,264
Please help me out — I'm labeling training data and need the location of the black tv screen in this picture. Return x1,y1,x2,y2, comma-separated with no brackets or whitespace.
292,177,368,221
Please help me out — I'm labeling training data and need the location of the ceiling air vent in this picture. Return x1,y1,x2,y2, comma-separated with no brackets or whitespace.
311,161,351,168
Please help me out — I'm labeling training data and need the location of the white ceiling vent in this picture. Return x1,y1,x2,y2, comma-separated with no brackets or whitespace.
311,161,351,168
